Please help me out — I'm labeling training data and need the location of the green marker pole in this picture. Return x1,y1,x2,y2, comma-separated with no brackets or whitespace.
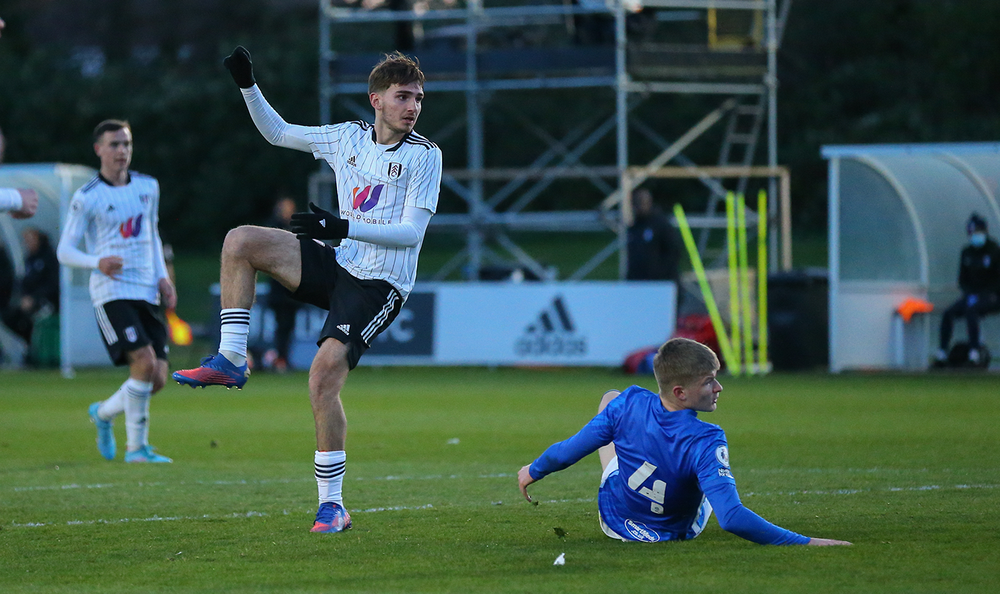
737,193,754,374
757,189,770,373
673,203,738,373
725,192,742,374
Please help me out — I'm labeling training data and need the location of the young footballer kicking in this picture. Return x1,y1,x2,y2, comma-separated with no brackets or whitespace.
58,120,177,464
518,338,851,546
173,47,441,534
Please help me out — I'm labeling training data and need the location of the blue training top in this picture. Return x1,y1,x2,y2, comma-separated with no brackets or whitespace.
528,385,809,545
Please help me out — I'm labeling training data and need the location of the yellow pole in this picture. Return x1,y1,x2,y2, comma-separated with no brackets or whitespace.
757,189,770,373
725,192,742,374
737,193,754,374
674,203,739,373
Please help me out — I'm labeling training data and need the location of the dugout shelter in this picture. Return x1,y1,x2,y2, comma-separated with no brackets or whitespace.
823,142,1000,372
0,163,98,373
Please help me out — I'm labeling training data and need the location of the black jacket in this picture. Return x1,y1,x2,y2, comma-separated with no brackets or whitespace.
21,238,60,314
958,237,1000,296
626,209,681,282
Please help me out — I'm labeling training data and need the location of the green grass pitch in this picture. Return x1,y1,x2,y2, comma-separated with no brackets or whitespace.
2,366,998,593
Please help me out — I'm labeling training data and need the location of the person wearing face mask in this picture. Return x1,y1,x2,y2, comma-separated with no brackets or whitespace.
935,213,1000,366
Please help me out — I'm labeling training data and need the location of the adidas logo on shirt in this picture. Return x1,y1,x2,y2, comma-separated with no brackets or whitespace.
337,324,351,335
347,156,357,167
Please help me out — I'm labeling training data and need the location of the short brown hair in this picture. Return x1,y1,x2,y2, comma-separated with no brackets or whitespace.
653,338,719,392
93,119,130,142
368,52,425,95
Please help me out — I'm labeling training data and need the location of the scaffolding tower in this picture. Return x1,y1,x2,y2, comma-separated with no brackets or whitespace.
314,0,793,281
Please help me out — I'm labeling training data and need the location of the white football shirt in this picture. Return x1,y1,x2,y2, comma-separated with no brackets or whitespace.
58,173,169,307
306,122,441,299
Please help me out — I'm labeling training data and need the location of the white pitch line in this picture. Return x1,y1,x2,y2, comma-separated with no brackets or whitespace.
7,483,998,530
742,483,999,498
8,504,436,529
10,473,518,493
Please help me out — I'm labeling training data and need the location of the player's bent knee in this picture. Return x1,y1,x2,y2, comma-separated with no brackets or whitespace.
598,389,621,413
222,225,258,256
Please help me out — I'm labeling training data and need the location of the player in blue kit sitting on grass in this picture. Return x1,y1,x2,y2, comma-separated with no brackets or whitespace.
518,337,851,546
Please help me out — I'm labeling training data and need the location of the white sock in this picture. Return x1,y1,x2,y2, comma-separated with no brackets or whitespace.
97,382,128,420
315,450,346,505
218,308,251,366
123,378,153,451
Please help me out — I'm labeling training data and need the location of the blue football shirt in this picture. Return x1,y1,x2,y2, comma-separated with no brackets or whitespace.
528,385,809,545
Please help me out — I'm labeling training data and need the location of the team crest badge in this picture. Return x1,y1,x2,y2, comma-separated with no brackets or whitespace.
715,445,730,468
387,162,402,179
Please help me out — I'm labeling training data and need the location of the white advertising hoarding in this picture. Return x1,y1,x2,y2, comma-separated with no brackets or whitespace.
237,281,677,368
426,282,676,366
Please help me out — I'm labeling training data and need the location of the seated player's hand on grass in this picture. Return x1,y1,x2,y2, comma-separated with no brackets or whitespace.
518,464,536,502
808,538,852,546
223,46,256,89
290,202,349,240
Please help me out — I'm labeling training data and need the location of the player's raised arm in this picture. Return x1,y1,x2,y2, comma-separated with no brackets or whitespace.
223,46,313,153
291,202,432,248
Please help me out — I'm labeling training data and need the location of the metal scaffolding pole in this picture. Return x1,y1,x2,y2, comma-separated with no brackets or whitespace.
315,0,791,280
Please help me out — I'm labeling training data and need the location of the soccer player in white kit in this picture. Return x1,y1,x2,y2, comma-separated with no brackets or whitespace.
58,120,177,464
173,47,442,534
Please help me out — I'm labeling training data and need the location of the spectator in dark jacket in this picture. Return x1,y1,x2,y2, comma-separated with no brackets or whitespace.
626,188,681,282
263,196,301,372
2,227,59,343
936,213,1000,365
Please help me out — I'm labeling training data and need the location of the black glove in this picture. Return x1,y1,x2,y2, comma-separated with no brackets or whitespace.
290,202,349,240
223,46,256,89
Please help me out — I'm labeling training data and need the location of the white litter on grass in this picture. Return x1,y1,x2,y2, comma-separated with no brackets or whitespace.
553,553,565,566
446,438,460,445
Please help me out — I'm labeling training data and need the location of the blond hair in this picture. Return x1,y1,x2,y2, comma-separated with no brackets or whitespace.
653,338,719,392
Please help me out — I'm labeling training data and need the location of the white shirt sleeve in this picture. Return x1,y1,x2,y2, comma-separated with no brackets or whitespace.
57,196,102,269
149,181,169,282
0,188,22,211
240,85,315,153
347,204,433,248
404,146,442,214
